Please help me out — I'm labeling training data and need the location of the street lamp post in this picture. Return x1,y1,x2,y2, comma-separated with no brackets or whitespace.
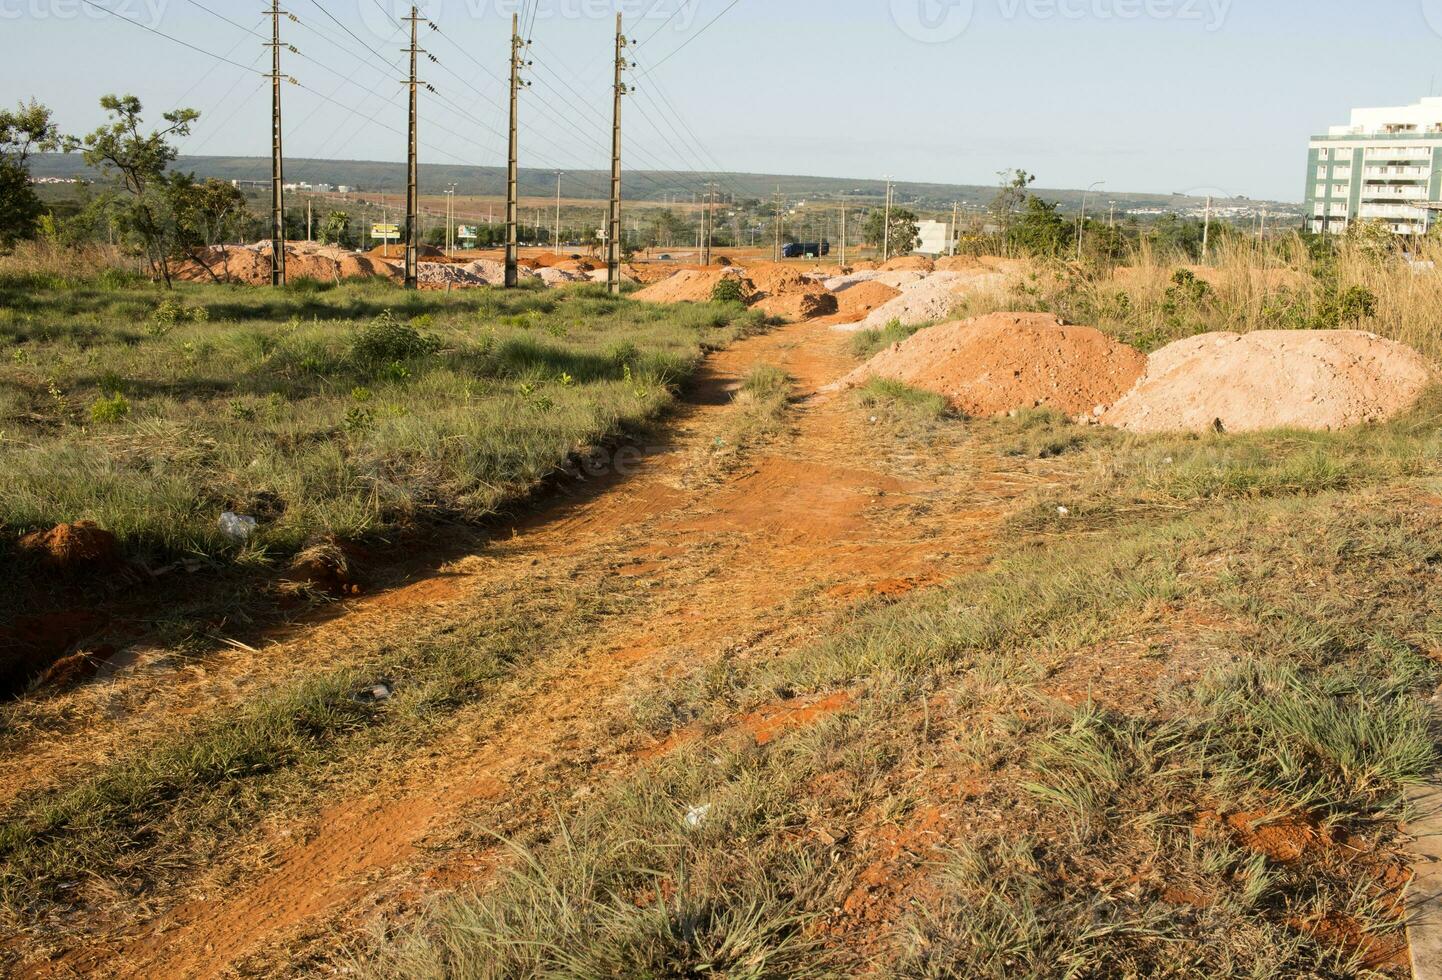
1076,180,1105,262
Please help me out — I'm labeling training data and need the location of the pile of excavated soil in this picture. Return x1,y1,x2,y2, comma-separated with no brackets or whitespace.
365,243,443,260
834,280,902,318
633,268,753,304
17,521,119,573
537,267,586,285
841,313,1147,417
862,271,1006,328
881,255,935,272
744,263,839,320
1103,330,1433,434
416,262,488,287
931,255,1025,275
746,263,815,296
753,289,838,321
174,246,401,285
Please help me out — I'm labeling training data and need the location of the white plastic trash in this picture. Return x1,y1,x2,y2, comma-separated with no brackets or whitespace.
218,512,258,541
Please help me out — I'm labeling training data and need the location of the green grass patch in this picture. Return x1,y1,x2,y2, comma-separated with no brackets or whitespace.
848,318,927,360
0,278,761,565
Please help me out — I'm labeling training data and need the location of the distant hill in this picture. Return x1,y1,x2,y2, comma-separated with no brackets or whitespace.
28,153,1300,216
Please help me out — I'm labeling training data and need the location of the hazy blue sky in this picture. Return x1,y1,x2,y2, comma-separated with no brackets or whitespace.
3,0,1439,200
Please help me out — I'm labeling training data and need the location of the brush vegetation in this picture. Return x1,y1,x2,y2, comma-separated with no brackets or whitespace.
0,264,761,564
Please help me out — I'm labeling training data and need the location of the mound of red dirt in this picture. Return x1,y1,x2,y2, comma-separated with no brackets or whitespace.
173,246,401,285
1103,330,1433,433
834,280,902,318
753,289,838,321
880,255,935,273
17,521,118,573
633,269,754,304
840,312,1147,417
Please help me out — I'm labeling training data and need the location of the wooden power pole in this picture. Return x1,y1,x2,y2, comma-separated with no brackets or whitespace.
608,14,631,295
267,0,286,286
606,14,628,295
506,13,526,288
403,5,425,290
773,186,781,261
701,182,712,266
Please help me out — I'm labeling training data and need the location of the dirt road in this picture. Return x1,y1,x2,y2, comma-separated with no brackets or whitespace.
22,316,1042,977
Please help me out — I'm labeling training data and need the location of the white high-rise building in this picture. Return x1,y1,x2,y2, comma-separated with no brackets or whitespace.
1305,97,1442,236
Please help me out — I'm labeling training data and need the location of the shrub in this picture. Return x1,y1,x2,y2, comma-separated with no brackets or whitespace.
89,393,130,424
710,275,748,305
350,310,440,367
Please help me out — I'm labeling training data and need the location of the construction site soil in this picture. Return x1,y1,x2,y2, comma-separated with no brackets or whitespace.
1103,329,1434,433
840,312,1148,417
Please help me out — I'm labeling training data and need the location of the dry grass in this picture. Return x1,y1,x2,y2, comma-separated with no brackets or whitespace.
959,234,1442,362
372,392,1442,977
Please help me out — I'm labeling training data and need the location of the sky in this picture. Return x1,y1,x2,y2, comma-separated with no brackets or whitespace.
2,0,1440,202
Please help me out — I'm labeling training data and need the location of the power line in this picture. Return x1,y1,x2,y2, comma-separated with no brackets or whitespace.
180,0,265,37
77,0,266,75
635,0,690,48
636,0,741,78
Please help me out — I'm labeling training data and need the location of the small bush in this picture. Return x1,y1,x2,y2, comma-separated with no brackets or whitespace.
89,393,130,424
710,275,748,305
350,311,440,366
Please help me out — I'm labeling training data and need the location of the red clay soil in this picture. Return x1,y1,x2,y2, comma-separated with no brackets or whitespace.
632,269,754,304
834,281,902,319
752,288,838,321
173,247,401,285
17,522,118,573
879,255,935,273
7,316,1028,979
840,312,1148,417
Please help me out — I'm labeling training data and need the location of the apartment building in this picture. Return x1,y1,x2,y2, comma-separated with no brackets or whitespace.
1305,96,1442,235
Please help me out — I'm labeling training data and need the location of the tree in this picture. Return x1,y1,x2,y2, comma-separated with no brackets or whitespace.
79,94,200,286
990,169,1035,235
319,210,354,248
0,99,64,248
862,207,920,257
169,177,249,280
1006,195,1072,257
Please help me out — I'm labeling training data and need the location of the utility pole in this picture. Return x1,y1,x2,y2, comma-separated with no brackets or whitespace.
701,182,713,266
773,185,782,262
554,171,562,255
882,179,893,262
306,197,312,242
402,5,425,290
606,13,628,295
840,198,847,266
950,200,959,256
506,13,528,288
1202,195,1212,262
266,0,286,286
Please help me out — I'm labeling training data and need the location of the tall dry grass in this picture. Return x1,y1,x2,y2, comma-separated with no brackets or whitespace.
959,233,1442,363
0,241,130,281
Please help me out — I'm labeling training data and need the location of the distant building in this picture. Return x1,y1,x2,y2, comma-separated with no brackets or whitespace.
1306,96,1442,235
914,219,951,255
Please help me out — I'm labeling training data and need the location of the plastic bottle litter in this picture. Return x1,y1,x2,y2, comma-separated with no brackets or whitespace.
218,512,258,541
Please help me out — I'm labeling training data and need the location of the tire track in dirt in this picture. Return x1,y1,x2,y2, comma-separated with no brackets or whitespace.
24,317,1040,978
